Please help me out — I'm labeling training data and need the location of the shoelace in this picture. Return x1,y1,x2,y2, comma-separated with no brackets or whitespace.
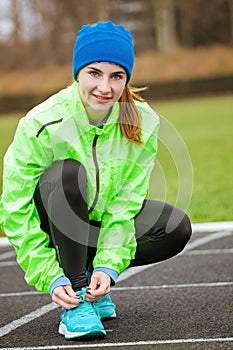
62,293,113,333
78,290,113,332
76,295,97,318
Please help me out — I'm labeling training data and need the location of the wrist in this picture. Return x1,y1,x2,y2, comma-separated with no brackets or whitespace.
49,276,72,296
93,267,118,286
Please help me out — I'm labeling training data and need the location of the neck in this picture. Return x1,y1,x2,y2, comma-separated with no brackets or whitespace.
85,107,110,126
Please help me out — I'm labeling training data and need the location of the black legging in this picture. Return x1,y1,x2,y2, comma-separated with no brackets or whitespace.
34,159,192,291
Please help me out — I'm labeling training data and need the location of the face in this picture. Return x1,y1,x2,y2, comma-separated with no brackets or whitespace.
78,62,127,117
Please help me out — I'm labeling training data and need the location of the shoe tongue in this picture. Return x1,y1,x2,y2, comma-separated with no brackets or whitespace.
79,294,85,303
76,287,87,302
75,287,87,295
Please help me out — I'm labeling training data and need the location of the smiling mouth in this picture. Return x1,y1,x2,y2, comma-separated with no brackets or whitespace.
93,94,112,102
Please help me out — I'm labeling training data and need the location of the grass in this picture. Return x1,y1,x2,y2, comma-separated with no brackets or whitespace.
0,94,232,237
149,94,233,223
0,114,21,189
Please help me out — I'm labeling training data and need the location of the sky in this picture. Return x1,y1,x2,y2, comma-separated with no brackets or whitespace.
0,0,41,42
0,1,14,41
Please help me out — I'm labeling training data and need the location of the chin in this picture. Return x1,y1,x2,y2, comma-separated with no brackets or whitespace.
91,103,112,112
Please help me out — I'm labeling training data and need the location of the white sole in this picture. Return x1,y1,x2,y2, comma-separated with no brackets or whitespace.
101,311,117,320
59,323,106,339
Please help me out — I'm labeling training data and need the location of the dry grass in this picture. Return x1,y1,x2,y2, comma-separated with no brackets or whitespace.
0,45,233,97
133,45,233,84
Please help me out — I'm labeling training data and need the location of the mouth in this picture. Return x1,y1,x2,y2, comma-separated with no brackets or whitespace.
92,94,112,103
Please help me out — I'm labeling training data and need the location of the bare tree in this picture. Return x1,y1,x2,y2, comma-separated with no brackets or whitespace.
11,0,21,43
0,0,232,69
28,0,112,65
228,0,233,44
175,0,193,47
176,0,232,47
151,0,177,52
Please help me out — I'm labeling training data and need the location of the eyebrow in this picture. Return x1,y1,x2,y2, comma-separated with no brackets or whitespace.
87,66,126,74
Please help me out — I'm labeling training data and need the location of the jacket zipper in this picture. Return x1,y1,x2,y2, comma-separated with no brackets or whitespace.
88,134,100,214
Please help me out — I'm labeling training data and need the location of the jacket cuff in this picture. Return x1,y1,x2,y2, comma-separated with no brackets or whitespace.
93,267,118,286
49,276,72,296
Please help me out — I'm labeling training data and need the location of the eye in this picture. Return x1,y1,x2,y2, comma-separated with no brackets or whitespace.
112,73,123,80
89,70,99,77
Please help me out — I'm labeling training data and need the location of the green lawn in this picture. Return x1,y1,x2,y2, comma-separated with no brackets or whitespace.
0,94,232,237
0,114,21,190
149,94,233,223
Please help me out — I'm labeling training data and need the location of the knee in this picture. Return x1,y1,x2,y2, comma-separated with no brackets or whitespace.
173,212,192,251
179,212,192,242
165,206,192,249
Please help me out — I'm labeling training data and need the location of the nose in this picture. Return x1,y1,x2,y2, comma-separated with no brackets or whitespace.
98,78,111,94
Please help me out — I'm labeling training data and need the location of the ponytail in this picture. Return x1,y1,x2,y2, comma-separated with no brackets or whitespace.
119,86,147,146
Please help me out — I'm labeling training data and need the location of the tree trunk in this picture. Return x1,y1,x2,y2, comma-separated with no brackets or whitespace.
228,0,233,44
152,0,177,52
11,0,21,43
179,1,193,47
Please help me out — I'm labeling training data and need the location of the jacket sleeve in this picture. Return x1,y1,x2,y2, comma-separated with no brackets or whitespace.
1,118,64,293
93,122,160,275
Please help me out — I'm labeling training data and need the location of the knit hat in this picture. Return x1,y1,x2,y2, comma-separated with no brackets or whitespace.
72,21,134,84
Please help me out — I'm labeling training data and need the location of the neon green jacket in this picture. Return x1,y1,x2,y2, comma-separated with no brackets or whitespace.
0,82,159,293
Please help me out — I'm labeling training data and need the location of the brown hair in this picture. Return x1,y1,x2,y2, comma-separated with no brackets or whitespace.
119,86,147,145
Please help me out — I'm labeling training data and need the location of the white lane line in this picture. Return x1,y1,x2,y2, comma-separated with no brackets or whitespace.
1,337,233,350
113,282,233,291
1,281,232,298
0,237,11,247
183,230,233,251
184,248,233,255
192,221,233,232
0,261,17,267
0,251,15,260
0,302,58,338
118,230,233,282
0,230,232,338
0,291,40,297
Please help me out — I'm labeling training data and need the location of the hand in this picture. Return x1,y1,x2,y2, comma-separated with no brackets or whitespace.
52,285,80,309
85,271,111,302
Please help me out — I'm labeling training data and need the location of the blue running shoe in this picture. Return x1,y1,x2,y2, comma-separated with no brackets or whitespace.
93,293,116,320
58,288,106,339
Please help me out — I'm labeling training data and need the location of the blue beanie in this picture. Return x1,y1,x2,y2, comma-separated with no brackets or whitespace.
72,21,134,84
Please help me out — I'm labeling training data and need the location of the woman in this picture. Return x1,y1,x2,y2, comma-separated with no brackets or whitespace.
0,21,192,340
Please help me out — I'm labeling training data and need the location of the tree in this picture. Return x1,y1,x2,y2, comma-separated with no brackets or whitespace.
152,0,177,52
11,0,21,44
228,0,233,44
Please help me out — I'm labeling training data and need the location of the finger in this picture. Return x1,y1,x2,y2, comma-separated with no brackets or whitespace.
89,275,98,291
53,294,79,309
53,297,79,309
88,286,109,298
52,286,79,309
64,285,78,298
87,280,110,298
89,272,111,295
85,291,99,302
